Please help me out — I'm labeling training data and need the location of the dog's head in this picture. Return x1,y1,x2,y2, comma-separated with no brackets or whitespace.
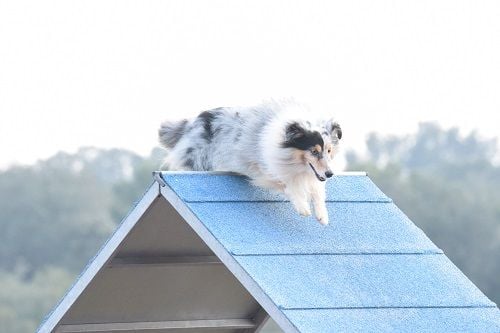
282,119,342,181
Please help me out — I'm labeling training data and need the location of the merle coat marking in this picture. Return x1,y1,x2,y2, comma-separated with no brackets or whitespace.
159,101,342,225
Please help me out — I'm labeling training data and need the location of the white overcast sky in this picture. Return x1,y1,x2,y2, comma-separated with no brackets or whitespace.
1,1,499,169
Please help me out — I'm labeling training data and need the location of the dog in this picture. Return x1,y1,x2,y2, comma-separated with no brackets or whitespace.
158,100,342,225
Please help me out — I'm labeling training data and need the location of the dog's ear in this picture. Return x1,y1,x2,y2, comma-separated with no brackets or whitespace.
285,122,306,143
326,120,342,141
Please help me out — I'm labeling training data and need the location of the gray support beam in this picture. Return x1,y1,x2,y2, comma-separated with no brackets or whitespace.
56,319,255,332
108,255,222,268
244,307,270,333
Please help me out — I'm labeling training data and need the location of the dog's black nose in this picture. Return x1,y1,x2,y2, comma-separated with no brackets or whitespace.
325,170,334,178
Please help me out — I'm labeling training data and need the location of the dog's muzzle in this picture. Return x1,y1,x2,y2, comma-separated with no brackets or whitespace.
309,163,326,182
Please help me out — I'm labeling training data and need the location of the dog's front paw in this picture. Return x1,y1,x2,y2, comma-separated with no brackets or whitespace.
297,206,312,217
292,201,312,217
315,209,329,225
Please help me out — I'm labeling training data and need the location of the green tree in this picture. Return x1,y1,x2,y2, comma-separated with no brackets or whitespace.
0,147,165,333
0,164,114,274
0,267,74,333
347,122,500,305
111,148,167,222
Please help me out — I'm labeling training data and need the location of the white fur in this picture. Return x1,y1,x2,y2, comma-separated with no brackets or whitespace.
159,100,341,225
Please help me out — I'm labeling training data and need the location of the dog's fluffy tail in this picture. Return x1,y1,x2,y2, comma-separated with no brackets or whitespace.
158,119,188,149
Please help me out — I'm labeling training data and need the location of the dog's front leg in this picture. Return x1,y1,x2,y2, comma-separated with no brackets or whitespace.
284,186,312,217
311,182,329,225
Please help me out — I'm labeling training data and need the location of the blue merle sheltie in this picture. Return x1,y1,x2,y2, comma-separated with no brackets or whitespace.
159,100,342,225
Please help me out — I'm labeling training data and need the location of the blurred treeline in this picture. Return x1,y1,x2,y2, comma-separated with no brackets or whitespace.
0,147,165,332
0,122,499,332
347,122,500,303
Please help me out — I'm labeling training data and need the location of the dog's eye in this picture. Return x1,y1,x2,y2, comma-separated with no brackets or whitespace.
328,148,332,154
311,149,319,156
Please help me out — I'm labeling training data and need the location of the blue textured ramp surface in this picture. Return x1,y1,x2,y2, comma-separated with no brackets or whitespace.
235,254,494,308
161,172,500,332
188,202,440,254
162,173,390,202
284,308,500,333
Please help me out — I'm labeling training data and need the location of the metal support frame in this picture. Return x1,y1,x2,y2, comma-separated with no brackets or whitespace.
108,255,222,268
56,319,255,332
244,307,270,333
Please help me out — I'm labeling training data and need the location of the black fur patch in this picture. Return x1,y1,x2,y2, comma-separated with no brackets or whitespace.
186,147,194,155
159,119,188,148
330,122,342,140
183,158,195,169
198,109,222,143
330,123,342,140
283,122,324,150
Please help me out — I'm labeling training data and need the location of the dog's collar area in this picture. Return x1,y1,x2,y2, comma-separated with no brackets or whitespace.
308,163,326,182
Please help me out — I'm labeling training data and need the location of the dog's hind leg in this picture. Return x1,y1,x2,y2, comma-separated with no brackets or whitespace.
311,182,329,225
